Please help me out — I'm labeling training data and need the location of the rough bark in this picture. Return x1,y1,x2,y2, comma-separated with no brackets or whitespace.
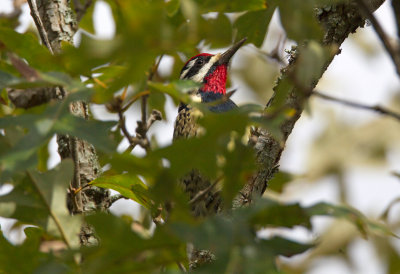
8,87,60,108
36,0,76,53
32,0,110,244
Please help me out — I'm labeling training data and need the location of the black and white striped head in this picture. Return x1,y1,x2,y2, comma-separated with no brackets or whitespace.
179,38,247,95
180,53,216,82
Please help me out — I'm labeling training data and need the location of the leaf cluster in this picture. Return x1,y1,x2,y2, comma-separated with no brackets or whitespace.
0,0,398,273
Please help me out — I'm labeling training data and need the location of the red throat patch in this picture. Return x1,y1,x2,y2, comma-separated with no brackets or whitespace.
203,65,227,95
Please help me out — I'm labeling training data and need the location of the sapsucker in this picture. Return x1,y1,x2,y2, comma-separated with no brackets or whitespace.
173,38,247,216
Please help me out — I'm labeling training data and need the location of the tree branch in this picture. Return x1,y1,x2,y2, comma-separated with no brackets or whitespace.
233,0,386,208
313,90,400,120
189,177,221,206
392,0,400,39
355,0,400,76
10,0,67,109
27,0,54,54
118,109,150,151
8,87,59,109
135,55,164,151
73,0,93,22
108,194,127,207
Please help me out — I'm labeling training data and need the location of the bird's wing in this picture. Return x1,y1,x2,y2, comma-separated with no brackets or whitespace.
208,98,237,113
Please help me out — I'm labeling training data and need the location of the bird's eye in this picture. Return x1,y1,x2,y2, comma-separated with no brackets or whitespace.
196,59,204,66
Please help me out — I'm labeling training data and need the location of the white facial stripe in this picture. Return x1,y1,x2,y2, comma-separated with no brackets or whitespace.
180,59,195,79
190,55,220,82
190,93,202,103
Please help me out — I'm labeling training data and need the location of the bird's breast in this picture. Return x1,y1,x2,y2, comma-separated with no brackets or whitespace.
173,105,199,139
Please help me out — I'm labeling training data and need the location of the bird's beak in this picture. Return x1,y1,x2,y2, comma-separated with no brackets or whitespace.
217,37,247,65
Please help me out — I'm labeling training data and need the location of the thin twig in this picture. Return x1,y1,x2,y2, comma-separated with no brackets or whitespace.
312,90,400,120
189,176,223,205
138,55,163,136
121,90,150,112
146,109,162,129
108,194,127,207
73,183,91,195
73,0,93,22
27,0,54,54
142,55,164,129
126,138,149,152
137,56,164,150
148,54,164,81
118,110,150,151
380,197,400,220
355,0,400,76
141,96,148,128
392,0,400,39
116,56,164,153
176,261,187,272
118,111,135,144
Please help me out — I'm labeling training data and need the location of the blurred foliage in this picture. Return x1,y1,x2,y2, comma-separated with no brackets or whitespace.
0,0,398,273
307,107,400,180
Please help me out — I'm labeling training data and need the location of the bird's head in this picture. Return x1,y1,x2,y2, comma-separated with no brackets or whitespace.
180,38,247,95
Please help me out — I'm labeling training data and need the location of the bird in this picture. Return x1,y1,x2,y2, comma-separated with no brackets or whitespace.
173,38,247,216
173,38,246,140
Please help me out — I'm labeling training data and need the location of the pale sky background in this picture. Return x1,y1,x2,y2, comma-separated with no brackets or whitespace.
0,1,400,273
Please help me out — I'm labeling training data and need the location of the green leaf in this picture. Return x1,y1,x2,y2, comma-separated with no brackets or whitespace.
261,236,313,257
0,69,78,91
202,13,233,49
89,65,128,101
0,160,82,248
0,28,61,72
78,1,96,34
268,73,293,110
53,114,116,153
248,198,312,229
166,0,181,16
294,42,334,89
170,200,313,273
0,90,117,179
306,202,397,238
234,7,275,47
148,80,199,104
196,0,267,12
59,36,120,77
0,227,53,273
221,139,256,208
37,139,50,172
81,213,186,272
108,106,257,212
268,171,293,193
0,70,21,90
89,174,152,209
279,0,323,42
148,91,167,118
